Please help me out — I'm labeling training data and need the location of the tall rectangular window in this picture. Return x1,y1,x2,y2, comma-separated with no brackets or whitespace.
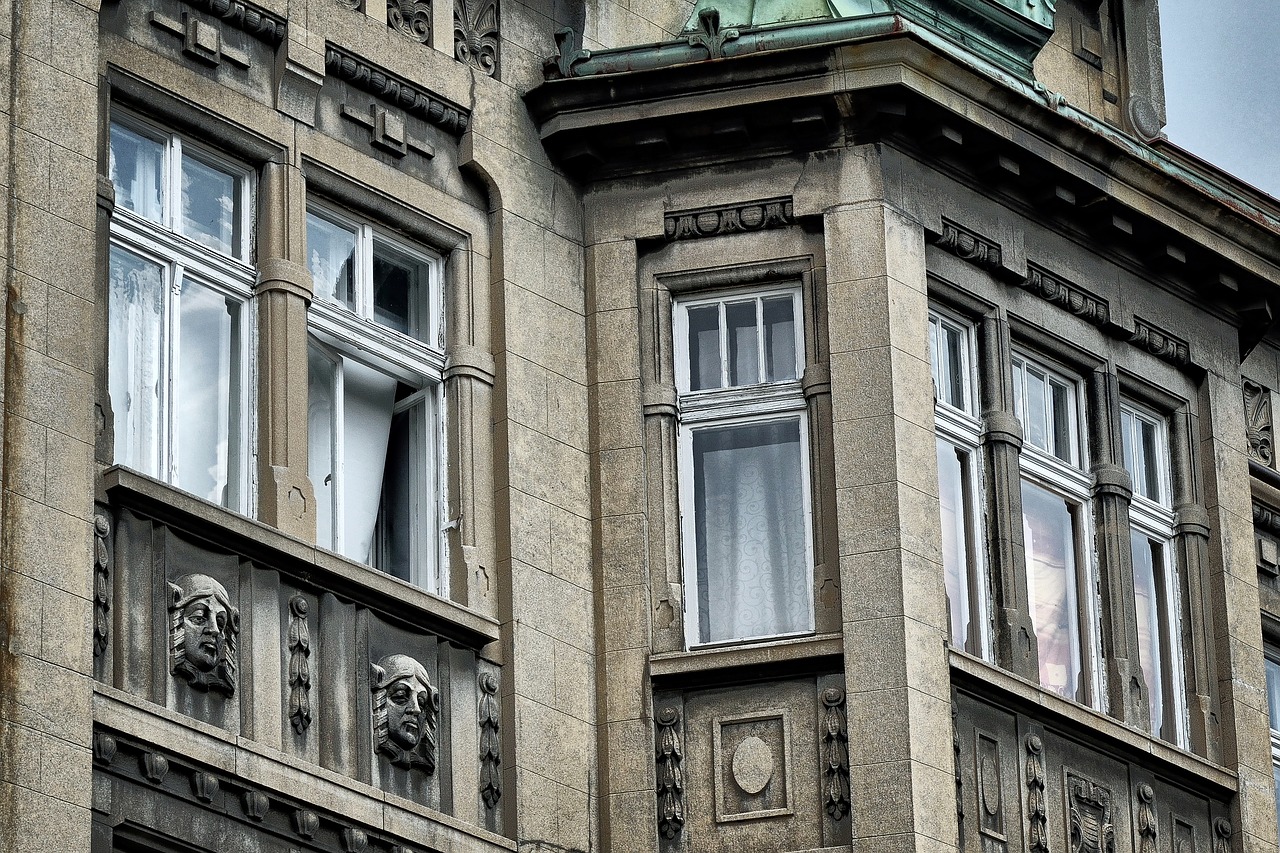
674,288,813,646
1266,649,1280,834
306,205,445,593
929,310,988,657
1121,401,1184,743
1014,352,1095,704
107,113,253,511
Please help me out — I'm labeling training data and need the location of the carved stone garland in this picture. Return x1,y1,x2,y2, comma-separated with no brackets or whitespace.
1245,380,1274,467
1024,735,1048,853
655,705,685,840
479,672,501,809
287,595,312,734
820,688,850,820
1136,784,1157,853
454,0,499,76
389,0,431,44
93,512,111,659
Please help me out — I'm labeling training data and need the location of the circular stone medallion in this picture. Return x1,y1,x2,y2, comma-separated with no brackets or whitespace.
731,736,773,794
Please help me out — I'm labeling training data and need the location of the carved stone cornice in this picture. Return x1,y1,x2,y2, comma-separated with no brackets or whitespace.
324,46,471,136
932,219,1003,274
1017,263,1110,329
1129,318,1190,368
664,197,794,241
182,0,286,45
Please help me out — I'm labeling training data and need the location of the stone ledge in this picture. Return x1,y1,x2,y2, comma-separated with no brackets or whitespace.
650,632,844,687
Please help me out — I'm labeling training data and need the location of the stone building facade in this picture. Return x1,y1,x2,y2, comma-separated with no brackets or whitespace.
2,0,1280,852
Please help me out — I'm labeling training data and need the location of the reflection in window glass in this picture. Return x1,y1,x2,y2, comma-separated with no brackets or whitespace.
1022,480,1084,702
108,245,165,479
726,301,759,386
373,241,428,341
1122,407,1166,503
938,438,977,652
693,418,810,644
763,296,796,382
109,123,164,222
687,305,720,391
308,214,357,310
181,154,239,257
175,278,239,507
1133,530,1172,738
930,317,968,410
1013,356,1077,464
1266,655,1280,731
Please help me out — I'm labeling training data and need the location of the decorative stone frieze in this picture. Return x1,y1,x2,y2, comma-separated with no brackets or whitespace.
454,0,499,77
371,654,440,772
287,595,312,735
933,219,1003,274
389,0,431,43
242,790,270,821
94,732,118,766
1023,735,1047,853
663,197,794,241
655,705,685,841
1129,318,1190,368
168,574,240,697
141,752,170,784
1017,263,1110,329
479,671,501,809
325,46,471,135
182,0,286,44
819,688,849,821
1244,380,1273,466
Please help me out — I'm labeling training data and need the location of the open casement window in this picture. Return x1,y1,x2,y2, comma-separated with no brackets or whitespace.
106,114,253,512
306,205,446,594
929,309,989,658
1121,401,1185,744
674,287,814,647
1266,649,1280,834
1013,352,1098,706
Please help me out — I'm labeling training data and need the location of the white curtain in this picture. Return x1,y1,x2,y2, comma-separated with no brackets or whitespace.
175,278,234,504
341,359,398,565
109,245,164,478
695,419,809,643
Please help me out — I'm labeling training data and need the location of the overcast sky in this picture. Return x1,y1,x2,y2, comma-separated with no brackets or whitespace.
1160,0,1280,198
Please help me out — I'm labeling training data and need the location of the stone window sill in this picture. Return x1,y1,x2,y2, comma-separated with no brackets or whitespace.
649,632,844,688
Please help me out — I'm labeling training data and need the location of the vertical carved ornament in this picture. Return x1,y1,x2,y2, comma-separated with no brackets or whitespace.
821,688,850,820
1136,784,1157,853
1067,775,1115,853
1024,735,1048,853
655,706,685,840
454,0,498,76
389,0,431,43
479,671,501,809
1245,380,1274,467
953,706,964,838
1212,818,1231,853
93,512,111,659
288,595,312,734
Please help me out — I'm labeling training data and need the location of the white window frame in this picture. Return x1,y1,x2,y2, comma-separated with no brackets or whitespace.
1121,399,1187,745
672,285,815,648
107,111,255,512
305,202,447,595
1265,647,1280,833
929,308,991,659
1013,350,1102,707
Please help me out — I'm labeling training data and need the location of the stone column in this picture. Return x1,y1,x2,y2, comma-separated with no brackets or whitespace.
824,191,958,853
253,160,315,540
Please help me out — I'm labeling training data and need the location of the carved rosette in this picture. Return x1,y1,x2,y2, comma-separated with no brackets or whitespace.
1212,818,1231,853
820,688,850,820
288,595,312,734
454,0,499,77
1136,784,1157,853
664,198,794,241
655,705,685,840
389,0,431,43
1245,380,1274,467
934,219,1003,273
1024,735,1048,853
93,511,111,659
1067,775,1115,853
1018,265,1110,329
479,671,501,809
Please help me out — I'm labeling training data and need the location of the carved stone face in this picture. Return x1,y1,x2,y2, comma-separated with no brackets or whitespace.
182,593,230,672
380,655,433,751
169,573,239,696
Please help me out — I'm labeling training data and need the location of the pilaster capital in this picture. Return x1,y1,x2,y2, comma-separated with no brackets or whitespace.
443,344,496,385
255,257,314,302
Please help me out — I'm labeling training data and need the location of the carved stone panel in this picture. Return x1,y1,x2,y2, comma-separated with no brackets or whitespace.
454,0,498,76
169,572,241,697
1065,772,1115,853
976,732,1008,852
712,710,793,822
1245,379,1273,467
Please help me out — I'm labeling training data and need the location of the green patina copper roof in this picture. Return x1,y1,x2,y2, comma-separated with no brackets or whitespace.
683,0,892,29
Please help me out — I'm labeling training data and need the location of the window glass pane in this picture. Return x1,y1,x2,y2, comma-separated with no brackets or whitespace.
341,360,399,565
1266,656,1280,732
373,241,428,341
1273,763,1280,836
1023,366,1049,452
1132,530,1169,737
693,419,810,644
307,213,357,310
726,301,759,386
181,153,240,257
376,404,415,582
938,439,975,652
687,305,721,391
110,123,164,222
1121,410,1136,481
939,323,966,410
1012,358,1026,427
308,347,337,550
1022,480,1083,702
174,278,238,507
108,245,165,478
763,296,797,382
1140,418,1161,501
1050,378,1073,463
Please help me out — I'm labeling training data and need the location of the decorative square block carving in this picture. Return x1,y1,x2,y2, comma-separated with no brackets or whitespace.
712,710,793,823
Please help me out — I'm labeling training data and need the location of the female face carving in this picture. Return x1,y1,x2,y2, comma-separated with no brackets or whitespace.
385,672,432,750
182,595,230,672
